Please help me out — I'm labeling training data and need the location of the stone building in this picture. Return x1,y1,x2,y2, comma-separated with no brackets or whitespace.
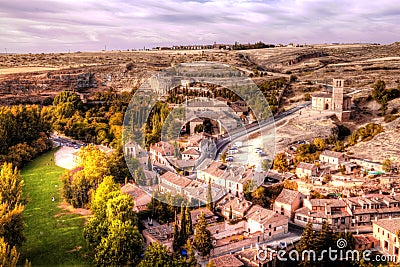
312,79,352,121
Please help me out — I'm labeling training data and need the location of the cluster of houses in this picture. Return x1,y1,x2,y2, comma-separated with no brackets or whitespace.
294,149,385,182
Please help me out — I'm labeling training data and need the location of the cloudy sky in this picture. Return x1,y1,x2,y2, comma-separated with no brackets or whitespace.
1,0,399,53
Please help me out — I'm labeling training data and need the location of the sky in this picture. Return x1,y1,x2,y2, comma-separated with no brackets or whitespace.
0,0,399,53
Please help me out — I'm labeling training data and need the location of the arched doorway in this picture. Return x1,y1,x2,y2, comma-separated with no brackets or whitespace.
325,103,329,110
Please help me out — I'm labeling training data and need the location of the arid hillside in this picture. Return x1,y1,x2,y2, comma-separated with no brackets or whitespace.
0,43,399,106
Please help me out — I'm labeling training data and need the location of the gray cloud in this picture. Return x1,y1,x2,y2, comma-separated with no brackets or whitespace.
0,0,398,53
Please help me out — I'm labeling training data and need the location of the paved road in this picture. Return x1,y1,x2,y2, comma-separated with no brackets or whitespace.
214,102,311,160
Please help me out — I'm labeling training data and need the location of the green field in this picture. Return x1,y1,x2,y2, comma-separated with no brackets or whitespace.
20,150,90,266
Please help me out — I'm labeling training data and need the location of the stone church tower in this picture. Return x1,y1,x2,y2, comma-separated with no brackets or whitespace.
332,79,344,111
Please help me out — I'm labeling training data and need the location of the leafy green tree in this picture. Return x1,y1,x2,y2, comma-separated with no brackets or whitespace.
194,124,205,133
138,243,174,267
273,153,289,173
372,80,386,102
229,205,233,220
220,153,227,163
0,203,25,247
0,237,19,267
297,222,314,266
0,163,24,209
382,158,392,172
333,141,344,152
193,212,213,257
94,220,143,266
314,221,333,254
106,194,137,224
313,138,326,151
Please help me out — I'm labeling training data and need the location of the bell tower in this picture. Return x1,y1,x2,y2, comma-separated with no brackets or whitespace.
332,79,344,111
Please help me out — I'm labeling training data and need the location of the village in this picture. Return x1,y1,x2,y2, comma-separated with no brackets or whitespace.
109,77,400,266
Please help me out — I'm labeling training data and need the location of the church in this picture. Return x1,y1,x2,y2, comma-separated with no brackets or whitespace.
311,79,352,121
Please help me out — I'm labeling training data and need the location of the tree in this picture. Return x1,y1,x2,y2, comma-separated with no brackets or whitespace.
172,214,181,253
138,243,174,267
194,124,205,133
261,159,271,171
0,163,24,209
283,180,298,191
297,222,314,266
185,205,193,236
185,239,197,267
372,80,386,102
228,205,233,220
94,220,143,266
314,221,333,258
383,158,392,172
273,153,289,173
193,212,213,257
179,204,188,249
313,138,326,151
333,141,344,152
206,181,213,212
0,237,19,267
220,153,227,163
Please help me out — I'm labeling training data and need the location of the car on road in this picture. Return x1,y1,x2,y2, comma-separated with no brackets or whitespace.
226,156,234,162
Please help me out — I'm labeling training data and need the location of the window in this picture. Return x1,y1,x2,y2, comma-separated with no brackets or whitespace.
274,227,276,231
395,247,399,255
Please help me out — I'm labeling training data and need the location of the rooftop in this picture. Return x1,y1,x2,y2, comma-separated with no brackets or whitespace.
321,150,346,159
160,171,192,188
210,254,244,267
297,162,317,171
373,218,400,234
275,189,301,205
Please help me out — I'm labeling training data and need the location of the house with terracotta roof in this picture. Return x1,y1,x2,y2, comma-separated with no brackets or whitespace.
295,162,318,178
274,189,303,220
209,254,244,267
183,179,226,207
246,205,289,239
216,194,252,219
178,207,217,226
142,223,174,250
149,141,174,166
373,218,400,262
181,147,200,160
158,171,192,195
294,197,352,230
294,194,400,231
353,234,378,251
121,183,152,212
197,161,263,197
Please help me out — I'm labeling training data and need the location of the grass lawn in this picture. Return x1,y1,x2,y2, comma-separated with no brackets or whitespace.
20,149,91,266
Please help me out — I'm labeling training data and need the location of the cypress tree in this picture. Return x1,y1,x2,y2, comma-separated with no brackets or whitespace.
185,205,193,236
179,204,187,246
193,212,213,257
172,212,180,253
297,221,315,266
206,180,213,212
